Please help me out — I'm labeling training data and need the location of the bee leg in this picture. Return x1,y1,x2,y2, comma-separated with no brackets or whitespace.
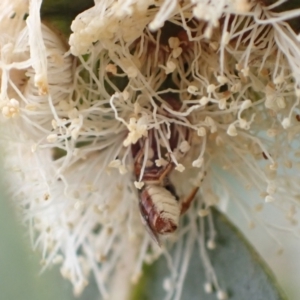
180,186,199,215
135,141,146,165
181,171,206,214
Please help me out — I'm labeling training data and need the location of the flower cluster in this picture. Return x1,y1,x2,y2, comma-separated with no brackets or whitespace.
1,0,300,299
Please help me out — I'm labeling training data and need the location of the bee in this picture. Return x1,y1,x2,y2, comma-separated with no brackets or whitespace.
132,128,199,245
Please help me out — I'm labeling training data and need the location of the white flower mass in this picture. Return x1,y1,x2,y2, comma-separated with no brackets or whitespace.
1,0,300,299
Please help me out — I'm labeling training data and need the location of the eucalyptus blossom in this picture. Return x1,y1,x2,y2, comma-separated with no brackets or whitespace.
1,0,300,299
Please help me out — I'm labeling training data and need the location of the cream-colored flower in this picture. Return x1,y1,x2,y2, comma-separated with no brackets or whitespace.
2,0,300,299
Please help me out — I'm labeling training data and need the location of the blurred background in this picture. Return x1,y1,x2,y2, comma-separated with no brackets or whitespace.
0,180,100,300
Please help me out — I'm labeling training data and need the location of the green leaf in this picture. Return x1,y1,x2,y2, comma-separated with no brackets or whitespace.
131,209,287,300
41,0,94,37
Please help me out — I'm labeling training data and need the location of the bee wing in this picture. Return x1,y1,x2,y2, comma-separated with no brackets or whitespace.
139,201,161,246
140,214,161,246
